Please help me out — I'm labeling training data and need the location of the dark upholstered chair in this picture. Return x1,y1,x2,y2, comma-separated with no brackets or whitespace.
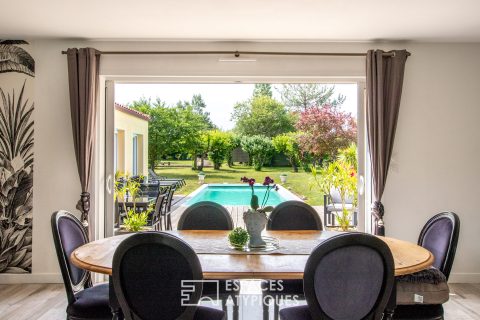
51,211,111,320
267,201,323,231
177,201,234,230
263,201,323,320
394,212,460,320
177,201,238,319
112,232,225,320
280,233,395,320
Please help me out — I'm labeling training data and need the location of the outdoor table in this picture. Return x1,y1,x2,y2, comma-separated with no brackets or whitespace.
71,230,434,319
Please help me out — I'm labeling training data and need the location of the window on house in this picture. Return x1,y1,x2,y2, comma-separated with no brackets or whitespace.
132,134,138,175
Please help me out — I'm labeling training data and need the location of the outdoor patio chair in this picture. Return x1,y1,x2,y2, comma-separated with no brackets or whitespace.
393,212,460,320
151,189,169,231
112,232,225,320
279,233,395,320
323,188,357,228
177,201,239,320
51,211,111,320
263,200,323,320
148,168,186,188
163,185,177,230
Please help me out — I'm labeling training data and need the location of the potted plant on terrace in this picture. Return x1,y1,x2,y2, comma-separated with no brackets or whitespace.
241,176,279,247
311,145,358,231
279,173,288,183
115,174,151,232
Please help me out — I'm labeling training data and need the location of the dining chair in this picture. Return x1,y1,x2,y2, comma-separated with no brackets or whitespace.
112,232,225,320
267,201,323,231
394,212,460,320
263,200,323,320
163,185,177,230
151,190,169,231
177,201,234,230
177,201,239,320
279,233,395,320
51,211,111,320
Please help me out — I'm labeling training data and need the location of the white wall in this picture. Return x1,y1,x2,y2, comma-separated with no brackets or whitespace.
383,43,480,283
1,40,478,283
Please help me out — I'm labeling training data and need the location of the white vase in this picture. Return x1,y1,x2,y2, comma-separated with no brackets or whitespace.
243,209,267,247
280,175,287,183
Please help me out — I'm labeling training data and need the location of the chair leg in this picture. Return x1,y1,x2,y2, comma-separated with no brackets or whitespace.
167,214,172,230
233,297,239,320
273,300,280,320
384,281,397,320
263,295,270,320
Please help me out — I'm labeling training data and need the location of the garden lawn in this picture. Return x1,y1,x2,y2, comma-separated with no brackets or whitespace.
155,162,324,206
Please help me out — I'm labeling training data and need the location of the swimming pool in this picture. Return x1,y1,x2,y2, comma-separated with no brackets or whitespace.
184,184,298,206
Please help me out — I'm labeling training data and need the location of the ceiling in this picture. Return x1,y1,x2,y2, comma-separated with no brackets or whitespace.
1,0,480,42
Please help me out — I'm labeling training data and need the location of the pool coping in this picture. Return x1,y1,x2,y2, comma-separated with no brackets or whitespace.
175,183,302,208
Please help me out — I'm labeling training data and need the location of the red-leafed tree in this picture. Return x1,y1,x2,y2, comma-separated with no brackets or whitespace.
296,105,357,163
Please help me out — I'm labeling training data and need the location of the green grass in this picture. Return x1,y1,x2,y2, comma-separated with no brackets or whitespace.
155,162,324,206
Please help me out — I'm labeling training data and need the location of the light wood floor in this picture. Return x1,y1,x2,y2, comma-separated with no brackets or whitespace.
0,283,478,320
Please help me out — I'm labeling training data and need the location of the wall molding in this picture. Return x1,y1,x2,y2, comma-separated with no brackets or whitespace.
0,273,62,284
449,273,480,284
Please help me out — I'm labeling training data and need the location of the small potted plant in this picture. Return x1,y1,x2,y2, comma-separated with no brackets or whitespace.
279,173,288,183
228,227,249,249
198,171,206,184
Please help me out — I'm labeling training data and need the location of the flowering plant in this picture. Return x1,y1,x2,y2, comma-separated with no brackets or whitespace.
240,176,279,214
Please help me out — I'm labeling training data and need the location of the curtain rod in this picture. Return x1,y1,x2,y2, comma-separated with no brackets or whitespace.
61,50,410,57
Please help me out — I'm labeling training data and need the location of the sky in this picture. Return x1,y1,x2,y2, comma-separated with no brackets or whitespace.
115,83,358,130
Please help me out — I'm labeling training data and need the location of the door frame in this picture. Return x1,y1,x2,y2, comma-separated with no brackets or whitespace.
97,76,369,239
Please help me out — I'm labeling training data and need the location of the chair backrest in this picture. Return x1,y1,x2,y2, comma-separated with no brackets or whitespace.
51,210,91,304
329,187,353,204
139,182,160,198
303,233,394,320
164,185,177,213
177,201,233,230
267,200,323,230
112,232,203,320
151,191,168,230
418,212,460,280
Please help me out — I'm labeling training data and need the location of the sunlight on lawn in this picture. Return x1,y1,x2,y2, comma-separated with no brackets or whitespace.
155,162,324,206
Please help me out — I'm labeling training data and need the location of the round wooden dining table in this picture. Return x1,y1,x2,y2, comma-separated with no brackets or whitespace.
71,230,434,279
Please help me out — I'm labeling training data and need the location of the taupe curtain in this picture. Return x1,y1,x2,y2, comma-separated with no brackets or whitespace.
366,49,408,236
67,48,100,238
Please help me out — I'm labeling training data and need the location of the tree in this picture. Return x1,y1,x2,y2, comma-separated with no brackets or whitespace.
253,84,272,98
272,132,301,172
296,105,357,163
240,135,274,171
279,84,346,111
130,97,212,169
176,94,215,129
206,131,233,169
232,96,295,137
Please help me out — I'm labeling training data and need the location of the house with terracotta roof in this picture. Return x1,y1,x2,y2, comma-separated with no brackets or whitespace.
114,103,149,176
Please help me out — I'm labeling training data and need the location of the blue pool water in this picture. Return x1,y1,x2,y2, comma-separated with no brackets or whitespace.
185,185,286,206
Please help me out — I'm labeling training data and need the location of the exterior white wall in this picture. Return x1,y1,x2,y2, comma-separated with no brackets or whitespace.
114,109,149,176
1,40,478,283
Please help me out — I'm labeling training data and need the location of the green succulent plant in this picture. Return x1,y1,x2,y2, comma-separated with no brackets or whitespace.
228,227,249,249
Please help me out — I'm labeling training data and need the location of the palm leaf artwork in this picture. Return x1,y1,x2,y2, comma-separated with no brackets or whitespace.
0,40,34,77
0,83,34,273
